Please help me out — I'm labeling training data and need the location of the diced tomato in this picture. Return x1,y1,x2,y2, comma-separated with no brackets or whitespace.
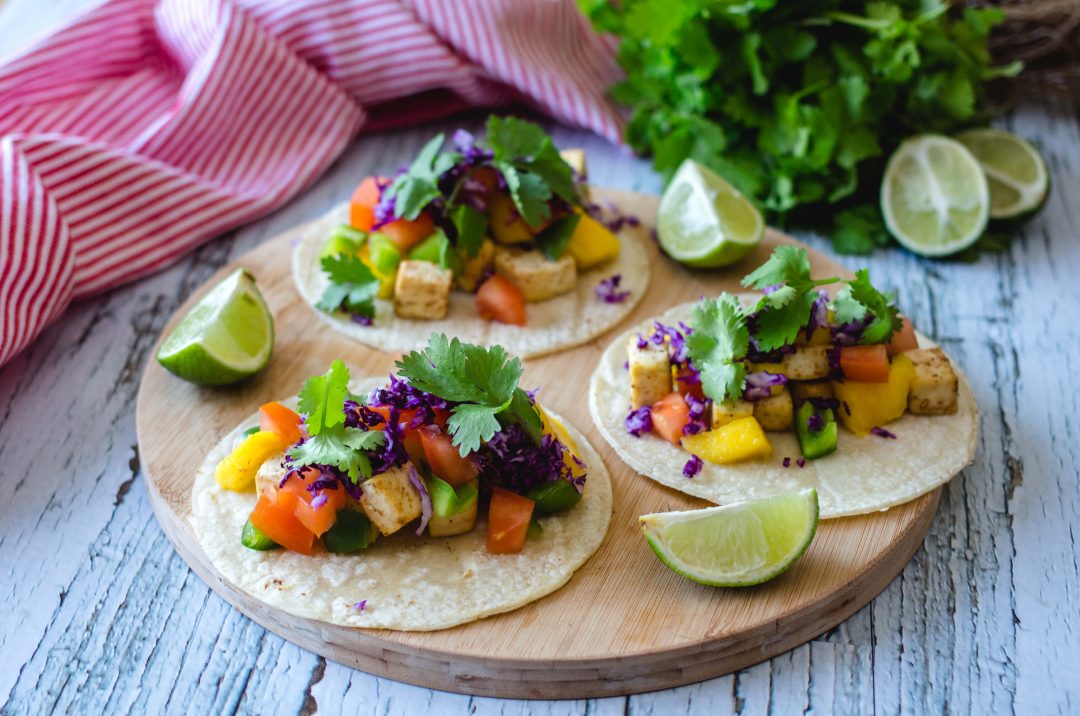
249,495,315,554
349,176,381,231
259,402,304,445
651,392,691,445
365,405,418,432
486,487,535,554
887,317,918,356
476,273,526,326
278,467,346,536
469,166,500,194
419,425,479,487
403,431,425,464
840,344,890,383
381,212,435,251
673,366,705,400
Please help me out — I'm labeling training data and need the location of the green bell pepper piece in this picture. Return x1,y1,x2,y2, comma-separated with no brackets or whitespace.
241,518,280,551
368,232,403,275
526,479,582,516
795,402,838,460
426,473,479,518
320,224,367,259
323,509,376,553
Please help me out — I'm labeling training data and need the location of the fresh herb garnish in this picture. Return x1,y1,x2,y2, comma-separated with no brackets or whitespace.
316,254,380,319
449,204,488,258
384,134,459,221
534,213,581,260
685,294,749,403
396,334,538,456
832,268,902,344
741,246,838,351
487,115,578,227
286,360,385,481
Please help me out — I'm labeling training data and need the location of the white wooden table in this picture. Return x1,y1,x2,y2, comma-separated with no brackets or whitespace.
2,2,1078,714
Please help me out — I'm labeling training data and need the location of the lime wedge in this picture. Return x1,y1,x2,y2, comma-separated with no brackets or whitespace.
880,135,989,257
955,128,1049,220
657,159,763,268
156,268,274,386
640,488,818,587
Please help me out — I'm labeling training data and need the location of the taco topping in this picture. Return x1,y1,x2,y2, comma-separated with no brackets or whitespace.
625,246,960,466
214,334,587,556
314,117,624,327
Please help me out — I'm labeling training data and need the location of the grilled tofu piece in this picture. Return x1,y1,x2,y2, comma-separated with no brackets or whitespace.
494,247,576,302
782,346,831,380
358,465,423,536
254,453,285,498
394,260,453,319
711,399,754,428
456,238,495,292
906,347,959,415
753,388,794,431
790,380,835,403
627,335,671,409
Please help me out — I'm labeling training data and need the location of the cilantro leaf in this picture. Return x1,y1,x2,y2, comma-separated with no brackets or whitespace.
498,163,552,226
740,246,840,351
385,133,460,220
534,213,581,260
753,289,821,351
447,403,504,455
450,204,488,257
317,254,379,317
296,359,351,433
832,269,902,344
502,387,543,444
487,115,578,226
685,294,749,403
742,245,812,292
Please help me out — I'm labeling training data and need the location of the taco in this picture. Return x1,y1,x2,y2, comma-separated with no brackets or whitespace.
292,116,649,359
589,246,977,518
192,335,611,630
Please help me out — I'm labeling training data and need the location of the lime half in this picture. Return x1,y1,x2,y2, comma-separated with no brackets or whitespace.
640,488,818,587
657,159,763,268
157,268,274,386
881,135,989,257
955,128,1048,220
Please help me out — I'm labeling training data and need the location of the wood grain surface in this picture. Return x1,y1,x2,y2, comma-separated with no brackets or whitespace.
135,188,943,699
2,2,1078,713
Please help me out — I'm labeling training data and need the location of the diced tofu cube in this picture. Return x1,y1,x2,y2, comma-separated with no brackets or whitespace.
753,388,793,431
559,148,587,177
393,259,453,319
456,238,495,292
906,347,959,415
358,465,422,536
782,345,831,381
494,247,576,303
254,453,285,498
711,399,754,428
790,381,834,402
627,335,671,409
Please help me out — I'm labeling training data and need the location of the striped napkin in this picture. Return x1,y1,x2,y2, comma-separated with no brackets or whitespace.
0,0,622,367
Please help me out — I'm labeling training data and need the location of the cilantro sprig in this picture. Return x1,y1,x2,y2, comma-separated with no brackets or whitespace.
395,334,540,456
685,294,749,403
286,360,385,482
487,115,578,227
316,253,380,319
741,246,839,352
384,134,459,221
832,269,903,344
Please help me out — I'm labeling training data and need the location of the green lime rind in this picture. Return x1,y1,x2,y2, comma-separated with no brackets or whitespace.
156,268,274,386
954,128,1049,221
657,159,763,268
640,488,819,588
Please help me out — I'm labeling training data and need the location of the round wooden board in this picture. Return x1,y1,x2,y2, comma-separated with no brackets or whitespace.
136,187,941,700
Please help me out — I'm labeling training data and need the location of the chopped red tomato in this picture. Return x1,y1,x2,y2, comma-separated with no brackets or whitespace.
840,344,890,383
486,487,535,554
350,175,434,249
419,425,479,486
887,317,918,356
249,495,315,554
673,366,705,400
403,431,425,464
651,392,690,445
349,176,381,231
365,405,418,432
476,273,526,326
381,212,435,251
278,467,346,536
259,401,304,445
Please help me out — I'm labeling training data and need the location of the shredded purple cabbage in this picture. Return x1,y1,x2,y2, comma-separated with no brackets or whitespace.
871,427,898,439
651,321,690,365
805,289,829,339
783,457,791,468
796,458,806,468
372,175,397,228
310,493,328,509
408,464,432,536
635,333,648,350
596,274,631,304
625,406,652,437
350,313,373,327
832,316,872,346
584,200,639,233
682,455,703,478
806,412,825,433
743,370,788,402
473,424,577,494
353,600,367,611
682,393,708,436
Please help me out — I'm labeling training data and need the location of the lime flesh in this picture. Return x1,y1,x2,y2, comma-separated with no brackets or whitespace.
657,159,763,268
955,128,1048,219
156,268,274,386
640,488,818,587
881,135,989,257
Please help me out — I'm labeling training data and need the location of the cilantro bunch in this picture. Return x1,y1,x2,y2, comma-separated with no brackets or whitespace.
581,0,1018,254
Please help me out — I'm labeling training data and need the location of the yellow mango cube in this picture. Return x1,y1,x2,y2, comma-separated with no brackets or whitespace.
565,213,620,270
832,354,914,436
358,244,395,299
680,417,772,465
215,431,287,492
489,194,535,245
537,406,587,479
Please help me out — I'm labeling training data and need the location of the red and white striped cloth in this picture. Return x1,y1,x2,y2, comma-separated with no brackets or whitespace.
0,0,623,367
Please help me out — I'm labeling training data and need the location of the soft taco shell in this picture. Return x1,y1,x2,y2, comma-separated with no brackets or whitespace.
589,301,978,519
191,381,612,631
292,204,651,358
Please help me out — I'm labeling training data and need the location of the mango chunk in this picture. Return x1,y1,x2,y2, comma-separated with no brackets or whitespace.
215,431,287,492
358,244,395,299
489,194,536,245
565,213,620,269
681,417,772,465
832,354,914,436
537,406,588,479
